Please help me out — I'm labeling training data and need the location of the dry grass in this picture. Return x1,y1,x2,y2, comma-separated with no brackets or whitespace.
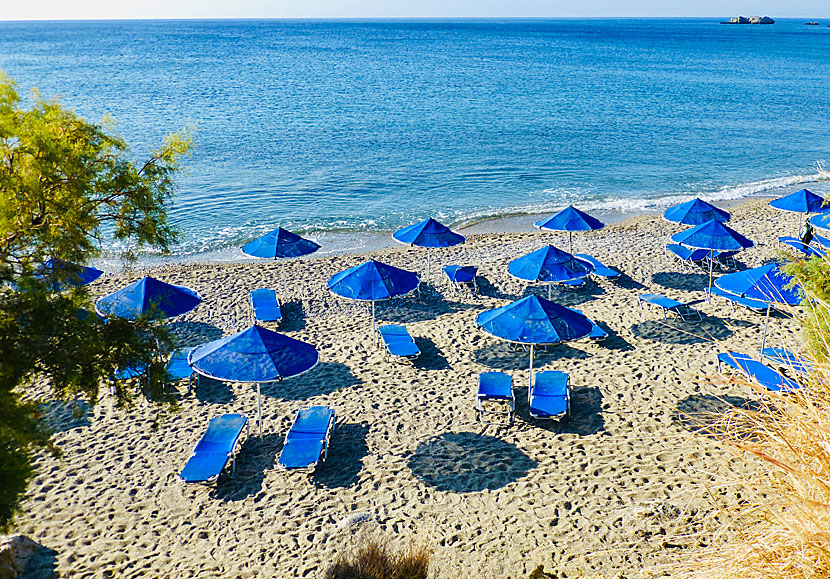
673,287,830,577
325,538,431,579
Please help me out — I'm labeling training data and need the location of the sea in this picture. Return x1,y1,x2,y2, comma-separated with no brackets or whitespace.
1,18,829,264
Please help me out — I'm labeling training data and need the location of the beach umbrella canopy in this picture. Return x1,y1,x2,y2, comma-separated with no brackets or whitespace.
664,198,731,225
671,219,754,296
769,189,825,214
34,258,103,290
715,263,802,353
508,245,593,298
327,259,420,334
188,325,320,435
535,206,605,254
393,217,465,282
95,276,201,320
477,295,592,388
241,227,320,259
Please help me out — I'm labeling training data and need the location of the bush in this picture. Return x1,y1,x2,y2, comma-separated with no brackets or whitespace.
325,538,431,579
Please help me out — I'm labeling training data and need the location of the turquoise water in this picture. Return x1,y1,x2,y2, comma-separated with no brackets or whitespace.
1,18,829,257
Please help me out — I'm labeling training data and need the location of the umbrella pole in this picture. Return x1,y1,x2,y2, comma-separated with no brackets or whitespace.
528,344,535,406
707,251,714,301
257,383,262,437
427,249,431,286
371,301,376,342
569,232,573,255
760,304,771,355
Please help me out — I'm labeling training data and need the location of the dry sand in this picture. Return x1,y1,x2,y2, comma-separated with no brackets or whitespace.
17,199,806,578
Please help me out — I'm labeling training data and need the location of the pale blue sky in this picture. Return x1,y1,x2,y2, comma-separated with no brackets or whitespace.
3,1,828,21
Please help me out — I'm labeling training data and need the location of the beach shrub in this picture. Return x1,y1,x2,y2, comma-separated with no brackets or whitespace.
324,539,431,579
0,72,190,532
677,256,830,578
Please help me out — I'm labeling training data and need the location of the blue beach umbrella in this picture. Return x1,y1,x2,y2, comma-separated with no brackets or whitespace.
242,227,321,259
393,217,465,283
671,219,754,297
188,325,320,435
535,206,605,254
771,189,826,236
477,295,592,388
34,258,103,290
242,227,321,298
714,263,801,353
664,198,731,226
810,212,830,234
508,245,594,299
95,276,202,320
327,259,420,335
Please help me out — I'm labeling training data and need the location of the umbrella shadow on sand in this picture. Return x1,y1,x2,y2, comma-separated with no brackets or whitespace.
193,376,236,405
274,299,308,332
259,361,360,401
408,432,537,492
314,422,370,489
213,432,282,502
520,282,604,308
166,321,224,344
475,277,521,301
630,316,754,345
377,295,471,324
473,342,590,371
512,385,606,435
651,271,710,292
413,336,451,370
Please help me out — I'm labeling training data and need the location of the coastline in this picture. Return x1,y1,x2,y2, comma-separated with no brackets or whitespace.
19,196,808,577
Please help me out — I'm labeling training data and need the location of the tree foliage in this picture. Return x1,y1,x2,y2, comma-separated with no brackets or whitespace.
0,72,190,532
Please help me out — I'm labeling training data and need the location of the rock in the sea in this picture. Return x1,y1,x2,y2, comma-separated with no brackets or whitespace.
720,15,774,24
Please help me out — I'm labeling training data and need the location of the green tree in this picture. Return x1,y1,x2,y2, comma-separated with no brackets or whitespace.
0,72,191,531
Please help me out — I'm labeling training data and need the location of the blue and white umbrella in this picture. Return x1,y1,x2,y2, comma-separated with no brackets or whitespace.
671,219,754,297
664,198,731,226
714,263,801,353
477,295,592,388
95,276,201,320
393,217,465,282
189,325,320,435
327,259,420,335
535,206,605,254
508,245,593,299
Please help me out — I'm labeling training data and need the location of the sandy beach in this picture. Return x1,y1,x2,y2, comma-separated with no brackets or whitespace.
16,198,805,578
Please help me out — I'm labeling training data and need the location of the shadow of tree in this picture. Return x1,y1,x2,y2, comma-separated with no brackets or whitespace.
408,432,537,492
414,336,451,370
39,399,90,433
166,321,223,345
673,393,763,436
652,271,709,292
473,342,589,371
193,376,236,405
260,361,360,401
214,432,281,502
630,316,754,345
314,422,369,488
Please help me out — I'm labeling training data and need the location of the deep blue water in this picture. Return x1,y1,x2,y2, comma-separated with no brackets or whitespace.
1,18,829,256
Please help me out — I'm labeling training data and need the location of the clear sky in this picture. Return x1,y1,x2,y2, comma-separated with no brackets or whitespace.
2,1,828,21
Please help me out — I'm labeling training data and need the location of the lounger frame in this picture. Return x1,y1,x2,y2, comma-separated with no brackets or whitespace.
638,293,702,322
528,370,571,421
476,371,515,425
249,288,282,324
277,406,336,472
180,413,249,485
443,265,478,295
376,324,421,361
717,352,803,393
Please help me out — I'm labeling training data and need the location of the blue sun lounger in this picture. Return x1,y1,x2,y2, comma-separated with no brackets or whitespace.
443,265,478,294
250,288,282,323
529,370,570,420
638,293,702,321
574,254,620,279
377,324,421,361
761,347,813,376
778,237,826,258
717,352,803,393
665,244,710,270
705,286,768,313
277,406,335,471
180,414,249,484
166,347,197,391
476,372,515,424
